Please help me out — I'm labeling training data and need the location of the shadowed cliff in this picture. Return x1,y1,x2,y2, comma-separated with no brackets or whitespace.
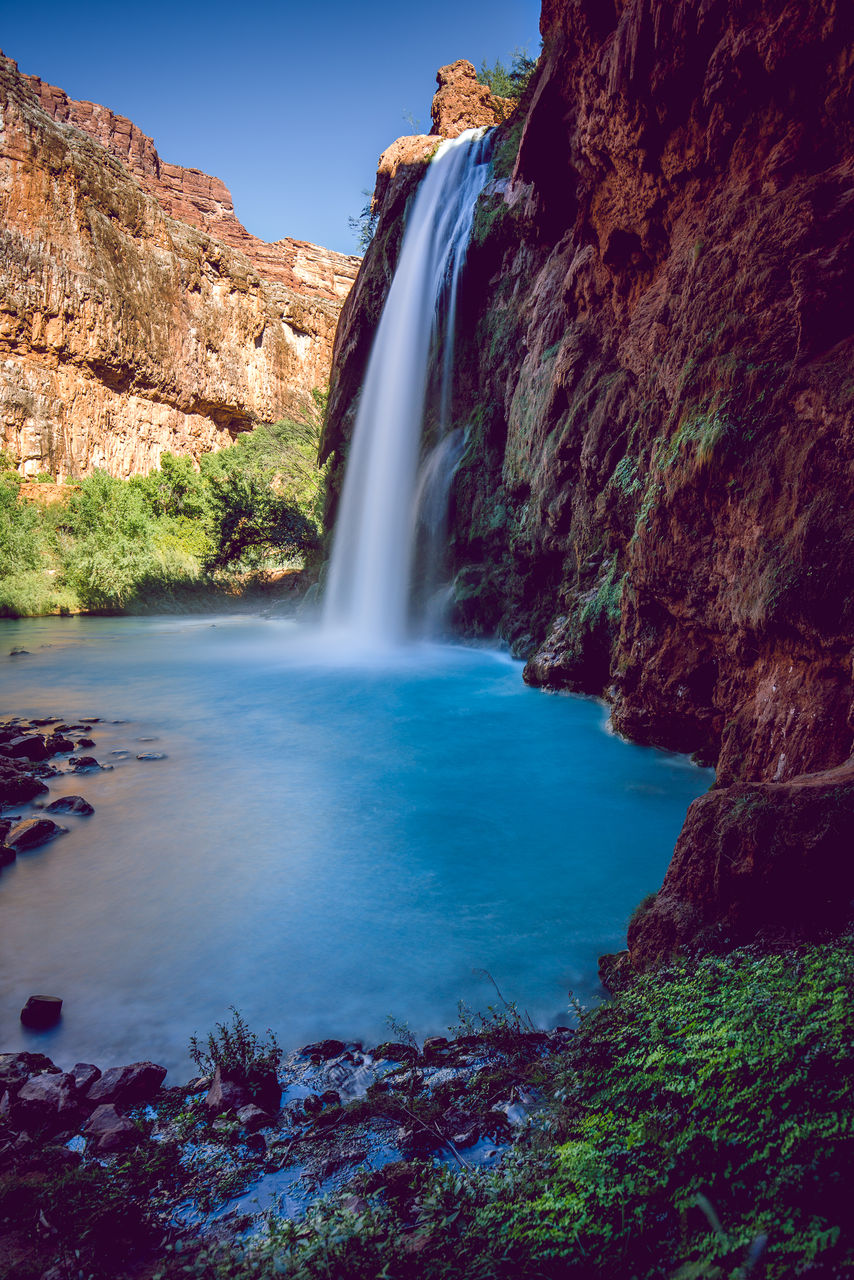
323,6,854,967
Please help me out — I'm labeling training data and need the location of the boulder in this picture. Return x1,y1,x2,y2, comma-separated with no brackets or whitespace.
236,1103,272,1133
45,795,94,816
6,819,65,852
301,1039,345,1061
85,1060,167,1107
76,738,96,748
0,735,48,762
430,59,514,138
0,760,48,805
0,844,15,868
422,1036,451,1062
45,735,74,755
69,756,101,771
84,1103,139,1153
371,1041,419,1064
0,1052,59,1094
71,1063,101,1092
204,1067,251,1115
20,995,63,1029
13,1072,82,1134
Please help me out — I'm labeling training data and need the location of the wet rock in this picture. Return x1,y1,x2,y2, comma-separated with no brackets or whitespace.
76,737,96,748
86,1061,167,1107
1,735,48,762
0,760,48,806
45,735,74,755
422,1036,451,1062
136,751,167,761
0,1052,59,1094
20,995,63,1029
84,1103,139,1153
319,1139,368,1178
185,1075,212,1094
71,1063,101,1092
9,648,30,656
371,1041,419,1064
236,1103,272,1133
204,1067,251,1115
69,756,102,771
45,795,94,816
598,949,635,993
628,761,854,967
0,844,15,868
14,1072,82,1134
6,818,65,852
301,1039,345,1061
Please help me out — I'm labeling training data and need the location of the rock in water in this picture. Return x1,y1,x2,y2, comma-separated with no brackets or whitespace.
6,818,65,851
45,795,94,815
20,995,63,1029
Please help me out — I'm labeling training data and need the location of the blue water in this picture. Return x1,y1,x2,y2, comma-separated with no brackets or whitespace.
0,615,712,1078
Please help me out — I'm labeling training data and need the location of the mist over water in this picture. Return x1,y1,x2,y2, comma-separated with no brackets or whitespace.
0,616,712,1079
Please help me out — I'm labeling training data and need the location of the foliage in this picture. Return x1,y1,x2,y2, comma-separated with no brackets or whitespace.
0,1136,184,1280
348,188,379,254
477,48,538,100
0,399,328,614
58,470,198,608
156,942,854,1280
188,1006,282,1088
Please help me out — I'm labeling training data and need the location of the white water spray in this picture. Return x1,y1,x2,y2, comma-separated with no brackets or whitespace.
322,129,494,647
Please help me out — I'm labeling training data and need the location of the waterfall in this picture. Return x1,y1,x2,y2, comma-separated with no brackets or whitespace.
322,128,494,647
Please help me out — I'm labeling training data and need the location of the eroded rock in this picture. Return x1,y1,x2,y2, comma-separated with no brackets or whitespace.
85,1061,167,1108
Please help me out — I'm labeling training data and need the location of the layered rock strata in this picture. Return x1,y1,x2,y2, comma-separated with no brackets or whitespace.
0,54,360,478
323,4,854,964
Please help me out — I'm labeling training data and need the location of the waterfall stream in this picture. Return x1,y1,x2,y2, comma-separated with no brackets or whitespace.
322,128,494,647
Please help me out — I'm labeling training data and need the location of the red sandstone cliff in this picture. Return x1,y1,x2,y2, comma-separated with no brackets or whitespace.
323,8,854,965
0,54,359,479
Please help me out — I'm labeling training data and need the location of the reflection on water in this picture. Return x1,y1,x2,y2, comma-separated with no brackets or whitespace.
0,616,712,1078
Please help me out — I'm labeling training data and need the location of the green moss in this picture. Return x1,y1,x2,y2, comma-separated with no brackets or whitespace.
166,942,854,1280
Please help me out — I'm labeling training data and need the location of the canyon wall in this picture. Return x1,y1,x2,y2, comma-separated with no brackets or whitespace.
323,10,854,964
0,54,360,479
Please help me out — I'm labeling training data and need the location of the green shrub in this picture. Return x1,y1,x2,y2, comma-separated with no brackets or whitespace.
189,1006,282,1088
477,49,538,100
197,944,854,1280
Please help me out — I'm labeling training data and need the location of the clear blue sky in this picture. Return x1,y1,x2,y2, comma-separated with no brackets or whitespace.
2,0,541,255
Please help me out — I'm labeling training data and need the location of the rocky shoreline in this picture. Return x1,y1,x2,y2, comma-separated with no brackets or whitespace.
1,706,575,1275
0,1016,574,1276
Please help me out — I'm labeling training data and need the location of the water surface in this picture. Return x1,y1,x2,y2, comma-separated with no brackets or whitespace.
0,615,711,1077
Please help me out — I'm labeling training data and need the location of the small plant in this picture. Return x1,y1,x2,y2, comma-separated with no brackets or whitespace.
188,1006,281,1086
348,188,379,254
477,48,538,100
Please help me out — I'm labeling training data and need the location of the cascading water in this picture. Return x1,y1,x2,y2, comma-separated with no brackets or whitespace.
322,128,495,647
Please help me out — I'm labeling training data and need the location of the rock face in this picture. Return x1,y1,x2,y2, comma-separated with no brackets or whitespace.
0,53,360,479
430,60,515,138
323,4,854,964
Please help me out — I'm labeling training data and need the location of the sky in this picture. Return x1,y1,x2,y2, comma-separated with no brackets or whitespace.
2,0,541,255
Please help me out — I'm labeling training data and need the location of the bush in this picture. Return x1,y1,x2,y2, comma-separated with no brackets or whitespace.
205,943,854,1280
477,48,538,100
58,471,196,608
189,1007,282,1089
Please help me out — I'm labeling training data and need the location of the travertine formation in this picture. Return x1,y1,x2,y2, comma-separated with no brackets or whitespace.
0,53,360,479
429,59,515,138
324,4,854,963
